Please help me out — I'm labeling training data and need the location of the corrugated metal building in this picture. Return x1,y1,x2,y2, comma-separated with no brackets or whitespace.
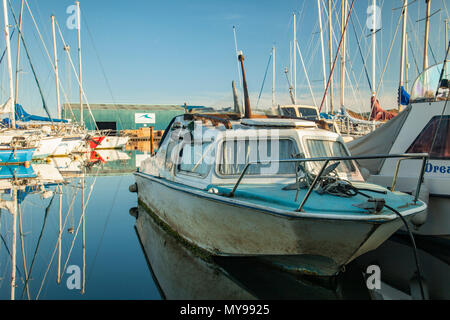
63,104,187,131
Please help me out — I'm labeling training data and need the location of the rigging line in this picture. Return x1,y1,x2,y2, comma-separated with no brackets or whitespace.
428,41,438,66
350,14,373,92
62,169,100,276
8,0,54,123
54,18,98,131
296,41,318,107
443,0,450,21
20,0,75,122
416,8,441,22
87,175,125,282
327,0,368,105
374,5,403,99
20,193,55,298
256,52,272,109
319,0,356,113
0,28,15,66
35,184,78,300
22,0,87,126
392,0,418,11
82,13,124,130
18,201,30,300
408,36,421,75
407,14,423,62
0,233,23,279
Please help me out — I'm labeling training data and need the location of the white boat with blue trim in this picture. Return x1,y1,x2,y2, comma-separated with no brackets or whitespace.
133,54,428,276
134,111,428,276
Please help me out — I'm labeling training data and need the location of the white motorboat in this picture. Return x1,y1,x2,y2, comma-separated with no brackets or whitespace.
134,113,428,276
132,54,428,276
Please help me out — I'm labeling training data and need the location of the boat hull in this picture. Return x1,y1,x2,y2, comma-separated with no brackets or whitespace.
33,137,63,159
0,148,35,165
53,137,84,156
135,172,408,276
0,165,36,179
90,136,129,149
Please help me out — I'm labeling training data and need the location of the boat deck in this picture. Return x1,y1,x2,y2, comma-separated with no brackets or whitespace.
210,182,421,217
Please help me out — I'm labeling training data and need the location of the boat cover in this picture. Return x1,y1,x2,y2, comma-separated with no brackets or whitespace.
14,104,68,123
347,105,412,175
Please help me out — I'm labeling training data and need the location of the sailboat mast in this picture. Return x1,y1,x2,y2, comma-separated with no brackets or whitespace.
340,0,348,110
371,0,377,98
57,185,62,284
52,15,61,119
10,187,17,300
76,1,83,126
317,0,328,112
3,0,15,128
399,0,408,110
423,0,431,71
328,0,334,113
405,33,409,90
293,12,297,105
14,0,24,106
445,19,448,58
272,46,276,108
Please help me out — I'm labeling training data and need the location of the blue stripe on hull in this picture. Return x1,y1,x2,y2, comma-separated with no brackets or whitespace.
0,148,36,164
0,165,36,179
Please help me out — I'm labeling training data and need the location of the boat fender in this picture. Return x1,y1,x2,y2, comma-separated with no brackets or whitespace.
410,184,429,229
129,207,138,219
129,183,138,193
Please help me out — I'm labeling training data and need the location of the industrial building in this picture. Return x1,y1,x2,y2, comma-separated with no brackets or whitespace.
63,103,188,132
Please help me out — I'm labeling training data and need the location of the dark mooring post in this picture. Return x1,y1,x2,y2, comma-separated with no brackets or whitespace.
238,54,252,119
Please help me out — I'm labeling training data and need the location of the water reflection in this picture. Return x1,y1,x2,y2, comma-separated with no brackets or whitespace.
2,147,449,300
0,150,155,300
355,234,450,300
133,201,450,300
133,206,373,300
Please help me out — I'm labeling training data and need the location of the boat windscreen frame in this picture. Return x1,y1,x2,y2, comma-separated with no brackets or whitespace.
214,135,301,180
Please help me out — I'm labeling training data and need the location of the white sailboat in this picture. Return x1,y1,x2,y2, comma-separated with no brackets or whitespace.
348,61,449,236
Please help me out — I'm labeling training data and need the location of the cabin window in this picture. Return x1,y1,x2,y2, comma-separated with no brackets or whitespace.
165,127,189,171
219,138,298,176
407,116,450,159
281,108,297,118
297,108,319,120
178,143,215,177
305,139,356,174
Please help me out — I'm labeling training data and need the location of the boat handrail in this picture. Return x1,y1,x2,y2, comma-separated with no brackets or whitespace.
226,153,429,212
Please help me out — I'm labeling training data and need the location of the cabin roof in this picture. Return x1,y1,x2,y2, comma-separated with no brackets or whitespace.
240,118,317,128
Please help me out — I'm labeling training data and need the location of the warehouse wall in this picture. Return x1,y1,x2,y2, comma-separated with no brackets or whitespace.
64,106,185,131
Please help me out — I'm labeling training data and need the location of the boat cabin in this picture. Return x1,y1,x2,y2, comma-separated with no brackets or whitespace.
141,115,363,190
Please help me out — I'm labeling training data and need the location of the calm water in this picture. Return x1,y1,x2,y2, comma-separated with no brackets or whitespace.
0,151,449,300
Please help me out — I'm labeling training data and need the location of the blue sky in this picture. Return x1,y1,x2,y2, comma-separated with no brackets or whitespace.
2,0,449,117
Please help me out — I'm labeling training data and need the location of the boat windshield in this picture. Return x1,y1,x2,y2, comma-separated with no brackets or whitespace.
219,138,299,176
411,62,450,102
297,107,319,120
304,139,356,175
